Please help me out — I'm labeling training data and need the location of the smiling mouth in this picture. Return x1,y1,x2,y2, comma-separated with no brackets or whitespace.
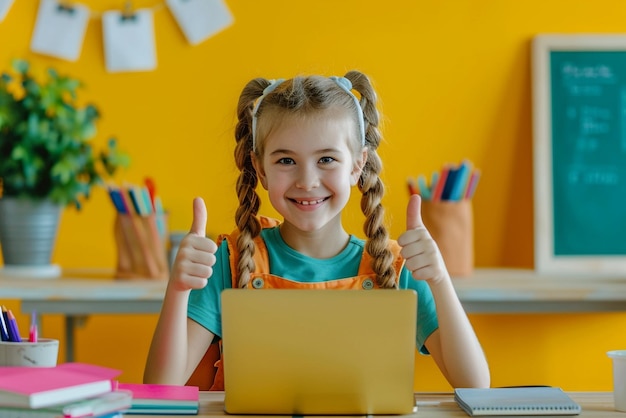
291,197,329,205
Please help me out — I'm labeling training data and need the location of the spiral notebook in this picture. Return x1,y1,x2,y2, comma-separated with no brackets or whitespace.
454,387,581,416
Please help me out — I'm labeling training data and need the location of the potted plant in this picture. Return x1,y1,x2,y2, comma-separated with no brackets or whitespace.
0,59,129,278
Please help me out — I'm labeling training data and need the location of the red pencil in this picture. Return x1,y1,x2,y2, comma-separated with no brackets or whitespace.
407,177,418,195
431,166,450,202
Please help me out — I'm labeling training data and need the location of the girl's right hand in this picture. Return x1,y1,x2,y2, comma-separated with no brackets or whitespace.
169,197,218,292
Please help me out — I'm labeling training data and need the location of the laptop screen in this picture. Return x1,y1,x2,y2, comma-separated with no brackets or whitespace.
221,289,417,415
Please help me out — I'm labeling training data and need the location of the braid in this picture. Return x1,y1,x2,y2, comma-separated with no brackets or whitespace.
345,71,396,288
233,78,269,288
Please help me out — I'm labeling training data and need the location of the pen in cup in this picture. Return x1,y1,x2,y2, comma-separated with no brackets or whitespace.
5,308,21,342
0,309,8,342
29,311,38,343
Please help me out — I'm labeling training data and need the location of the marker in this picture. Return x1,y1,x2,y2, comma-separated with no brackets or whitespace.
6,308,21,342
407,177,418,195
154,196,166,238
139,186,153,215
0,309,9,341
464,169,481,199
29,311,38,343
417,175,431,201
450,160,472,201
144,177,157,209
431,166,450,202
1,306,16,342
430,171,439,197
126,187,141,215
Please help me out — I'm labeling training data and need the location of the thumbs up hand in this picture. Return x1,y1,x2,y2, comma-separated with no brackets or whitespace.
398,194,449,284
169,197,218,291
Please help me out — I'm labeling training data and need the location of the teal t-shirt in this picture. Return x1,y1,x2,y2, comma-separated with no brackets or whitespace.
187,226,439,353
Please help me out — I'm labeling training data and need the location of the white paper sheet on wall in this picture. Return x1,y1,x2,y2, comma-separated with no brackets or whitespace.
0,0,14,22
166,0,233,45
102,8,157,73
30,0,90,61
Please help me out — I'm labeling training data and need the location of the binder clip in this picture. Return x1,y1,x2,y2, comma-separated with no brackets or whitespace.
120,0,137,22
56,0,75,14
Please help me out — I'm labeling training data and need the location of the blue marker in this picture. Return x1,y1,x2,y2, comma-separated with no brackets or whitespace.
0,308,9,341
450,160,472,201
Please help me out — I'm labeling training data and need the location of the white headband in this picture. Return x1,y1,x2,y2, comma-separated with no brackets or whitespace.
251,79,285,151
328,76,366,147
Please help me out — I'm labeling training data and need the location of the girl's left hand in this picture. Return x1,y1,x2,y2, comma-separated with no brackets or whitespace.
397,194,449,284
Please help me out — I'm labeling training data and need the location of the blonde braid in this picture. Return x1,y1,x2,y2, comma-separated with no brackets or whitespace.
233,78,269,288
345,71,396,288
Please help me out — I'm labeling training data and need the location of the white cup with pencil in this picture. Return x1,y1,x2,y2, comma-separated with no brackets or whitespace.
407,159,481,277
0,308,58,367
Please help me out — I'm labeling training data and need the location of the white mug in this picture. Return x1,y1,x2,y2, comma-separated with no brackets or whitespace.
607,350,626,411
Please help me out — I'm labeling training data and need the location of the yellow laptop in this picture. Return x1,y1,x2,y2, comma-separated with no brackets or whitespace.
220,289,417,415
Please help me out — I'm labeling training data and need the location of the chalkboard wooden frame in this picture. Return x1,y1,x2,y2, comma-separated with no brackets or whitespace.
533,34,626,275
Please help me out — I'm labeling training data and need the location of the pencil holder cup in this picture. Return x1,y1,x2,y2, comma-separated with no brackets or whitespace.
0,338,59,367
608,350,626,411
168,231,187,270
114,213,169,280
421,199,474,277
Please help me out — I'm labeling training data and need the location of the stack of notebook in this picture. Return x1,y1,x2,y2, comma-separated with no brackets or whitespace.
0,363,201,417
0,363,131,418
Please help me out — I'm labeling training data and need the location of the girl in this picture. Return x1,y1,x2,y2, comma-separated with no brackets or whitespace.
144,71,490,389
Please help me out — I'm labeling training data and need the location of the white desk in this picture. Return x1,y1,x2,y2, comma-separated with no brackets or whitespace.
3,268,626,361
196,391,619,417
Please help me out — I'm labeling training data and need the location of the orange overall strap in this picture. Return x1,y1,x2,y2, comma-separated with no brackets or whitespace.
217,216,279,289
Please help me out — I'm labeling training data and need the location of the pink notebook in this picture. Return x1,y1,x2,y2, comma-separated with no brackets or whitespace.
115,383,199,414
116,383,198,401
0,362,121,409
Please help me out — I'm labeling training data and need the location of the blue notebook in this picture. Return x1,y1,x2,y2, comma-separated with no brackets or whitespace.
454,387,581,416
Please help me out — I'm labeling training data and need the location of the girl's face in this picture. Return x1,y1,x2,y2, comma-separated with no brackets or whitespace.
253,109,366,234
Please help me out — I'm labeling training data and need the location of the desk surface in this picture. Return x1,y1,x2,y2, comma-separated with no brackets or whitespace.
2,268,626,313
194,391,617,417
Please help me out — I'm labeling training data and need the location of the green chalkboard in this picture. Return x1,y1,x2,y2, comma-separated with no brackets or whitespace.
533,35,626,274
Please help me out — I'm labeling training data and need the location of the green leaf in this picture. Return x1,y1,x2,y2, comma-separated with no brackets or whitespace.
0,59,131,209
26,112,39,138
11,145,27,160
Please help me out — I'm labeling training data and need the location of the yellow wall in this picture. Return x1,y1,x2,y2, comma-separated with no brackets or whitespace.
1,0,625,390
